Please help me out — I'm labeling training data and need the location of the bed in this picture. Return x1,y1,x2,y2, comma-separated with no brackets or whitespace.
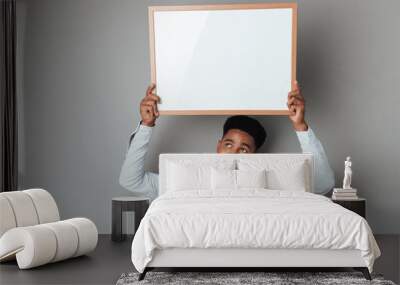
131,153,381,280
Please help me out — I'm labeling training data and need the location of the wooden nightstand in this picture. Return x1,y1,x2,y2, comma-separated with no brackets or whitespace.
332,198,366,218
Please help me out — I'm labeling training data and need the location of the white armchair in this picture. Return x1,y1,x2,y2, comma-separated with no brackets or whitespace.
0,189,98,269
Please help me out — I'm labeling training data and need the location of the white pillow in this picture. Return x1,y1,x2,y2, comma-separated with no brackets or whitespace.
269,161,307,191
211,168,236,190
166,160,235,191
236,169,267,188
238,159,308,191
211,168,267,190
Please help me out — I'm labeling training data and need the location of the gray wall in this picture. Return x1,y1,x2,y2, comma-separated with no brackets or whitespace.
17,0,400,234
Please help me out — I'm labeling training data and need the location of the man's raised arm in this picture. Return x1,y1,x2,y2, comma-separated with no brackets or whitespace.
118,84,160,201
296,128,335,194
287,82,335,195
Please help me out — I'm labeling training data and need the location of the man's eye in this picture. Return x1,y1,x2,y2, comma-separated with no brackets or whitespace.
225,143,232,148
241,148,248,153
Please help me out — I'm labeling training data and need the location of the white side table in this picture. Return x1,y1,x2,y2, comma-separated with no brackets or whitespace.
111,196,149,242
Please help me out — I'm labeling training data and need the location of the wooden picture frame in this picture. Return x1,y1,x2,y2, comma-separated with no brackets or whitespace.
148,3,297,115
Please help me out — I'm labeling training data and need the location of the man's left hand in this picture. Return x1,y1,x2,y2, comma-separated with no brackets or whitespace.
287,81,308,131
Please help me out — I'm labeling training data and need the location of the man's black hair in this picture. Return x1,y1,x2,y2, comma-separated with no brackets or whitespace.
223,115,267,150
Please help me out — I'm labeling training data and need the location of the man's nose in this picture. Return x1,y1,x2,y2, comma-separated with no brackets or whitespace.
233,148,241,154
221,147,240,154
222,148,239,154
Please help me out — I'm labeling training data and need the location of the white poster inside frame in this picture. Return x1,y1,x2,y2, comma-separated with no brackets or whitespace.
148,3,297,115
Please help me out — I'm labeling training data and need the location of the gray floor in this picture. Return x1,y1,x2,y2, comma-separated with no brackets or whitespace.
0,235,399,285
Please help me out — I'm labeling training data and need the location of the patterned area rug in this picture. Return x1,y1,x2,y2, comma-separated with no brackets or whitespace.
116,271,396,285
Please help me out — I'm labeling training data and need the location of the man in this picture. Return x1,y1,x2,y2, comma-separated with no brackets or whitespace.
119,82,335,201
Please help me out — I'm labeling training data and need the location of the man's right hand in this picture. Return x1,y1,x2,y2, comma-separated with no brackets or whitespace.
140,83,161,127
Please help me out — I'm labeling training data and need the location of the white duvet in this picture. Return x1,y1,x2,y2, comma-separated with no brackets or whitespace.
131,190,380,273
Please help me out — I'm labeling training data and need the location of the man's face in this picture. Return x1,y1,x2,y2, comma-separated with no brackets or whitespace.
216,129,257,154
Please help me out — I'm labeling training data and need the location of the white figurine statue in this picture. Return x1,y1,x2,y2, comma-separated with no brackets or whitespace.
342,156,352,189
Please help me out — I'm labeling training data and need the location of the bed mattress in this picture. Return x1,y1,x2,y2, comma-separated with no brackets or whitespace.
131,190,380,273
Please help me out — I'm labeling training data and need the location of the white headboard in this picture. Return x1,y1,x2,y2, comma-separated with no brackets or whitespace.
159,153,314,195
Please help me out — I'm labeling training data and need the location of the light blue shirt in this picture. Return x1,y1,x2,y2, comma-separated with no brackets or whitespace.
119,122,335,202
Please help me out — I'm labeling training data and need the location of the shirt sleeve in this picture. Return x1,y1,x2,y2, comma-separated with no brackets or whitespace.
295,127,335,195
118,121,159,202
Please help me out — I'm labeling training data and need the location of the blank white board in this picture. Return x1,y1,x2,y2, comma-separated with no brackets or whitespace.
148,3,297,115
